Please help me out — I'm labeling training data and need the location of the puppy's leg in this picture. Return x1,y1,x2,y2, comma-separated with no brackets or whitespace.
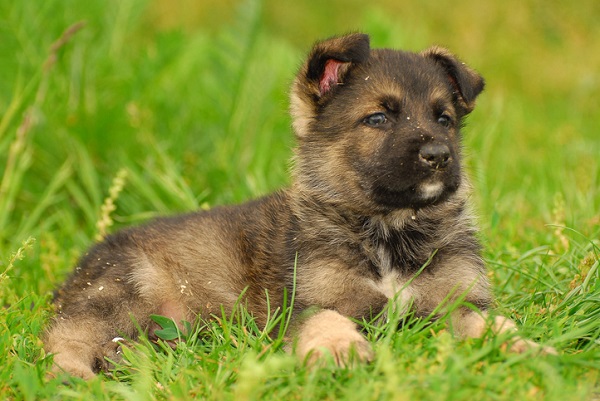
45,294,154,378
450,307,556,354
294,309,373,367
45,317,117,379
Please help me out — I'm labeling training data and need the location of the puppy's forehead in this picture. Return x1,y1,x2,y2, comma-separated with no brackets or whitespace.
354,49,453,101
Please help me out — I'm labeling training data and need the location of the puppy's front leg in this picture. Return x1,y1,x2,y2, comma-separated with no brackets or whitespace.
450,307,556,354
294,309,373,367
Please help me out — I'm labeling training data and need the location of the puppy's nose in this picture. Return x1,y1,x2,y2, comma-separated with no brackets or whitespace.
419,143,451,169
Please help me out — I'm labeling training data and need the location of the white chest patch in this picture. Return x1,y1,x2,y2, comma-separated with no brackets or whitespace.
373,271,414,314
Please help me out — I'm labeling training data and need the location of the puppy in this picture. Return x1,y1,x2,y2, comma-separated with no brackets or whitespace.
45,33,553,379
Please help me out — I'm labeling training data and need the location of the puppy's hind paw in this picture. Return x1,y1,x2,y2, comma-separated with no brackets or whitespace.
50,353,97,380
102,336,129,372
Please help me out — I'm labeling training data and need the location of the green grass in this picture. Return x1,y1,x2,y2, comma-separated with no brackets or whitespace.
1,0,599,399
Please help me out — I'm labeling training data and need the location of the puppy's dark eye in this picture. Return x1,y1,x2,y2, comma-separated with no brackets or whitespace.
437,114,453,127
364,113,388,127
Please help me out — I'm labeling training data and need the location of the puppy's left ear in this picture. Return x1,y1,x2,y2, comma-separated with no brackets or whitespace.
291,33,370,138
300,33,370,99
422,47,485,114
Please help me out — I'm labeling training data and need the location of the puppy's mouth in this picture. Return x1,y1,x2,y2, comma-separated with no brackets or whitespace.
370,177,459,210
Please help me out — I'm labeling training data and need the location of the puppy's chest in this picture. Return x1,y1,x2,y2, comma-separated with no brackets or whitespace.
363,223,437,274
361,223,438,300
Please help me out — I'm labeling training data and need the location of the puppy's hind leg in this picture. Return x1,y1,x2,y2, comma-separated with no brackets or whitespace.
45,317,119,379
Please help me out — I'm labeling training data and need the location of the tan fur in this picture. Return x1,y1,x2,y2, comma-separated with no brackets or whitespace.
45,34,554,378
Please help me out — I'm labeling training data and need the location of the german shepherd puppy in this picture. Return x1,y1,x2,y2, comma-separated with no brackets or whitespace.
45,33,553,379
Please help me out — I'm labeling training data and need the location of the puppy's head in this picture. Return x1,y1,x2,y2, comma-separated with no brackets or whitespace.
291,33,484,213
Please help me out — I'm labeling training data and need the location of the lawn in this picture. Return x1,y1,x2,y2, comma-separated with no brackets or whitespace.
1,0,599,400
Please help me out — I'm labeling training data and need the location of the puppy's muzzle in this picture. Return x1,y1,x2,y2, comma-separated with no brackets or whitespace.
419,143,451,170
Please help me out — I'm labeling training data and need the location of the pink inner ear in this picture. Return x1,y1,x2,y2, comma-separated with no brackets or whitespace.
319,59,344,95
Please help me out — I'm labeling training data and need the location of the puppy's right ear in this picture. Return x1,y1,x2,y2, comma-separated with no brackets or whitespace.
303,33,370,97
291,34,370,138
421,47,485,115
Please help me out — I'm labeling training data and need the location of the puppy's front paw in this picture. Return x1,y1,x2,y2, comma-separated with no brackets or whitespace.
503,336,558,355
451,310,557,356
295,309,373,367
490,316,558,355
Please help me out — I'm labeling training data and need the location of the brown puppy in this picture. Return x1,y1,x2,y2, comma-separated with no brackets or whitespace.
45,33,552,379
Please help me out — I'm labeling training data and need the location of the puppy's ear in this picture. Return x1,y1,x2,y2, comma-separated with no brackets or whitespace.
304,33,370,97
422,47,485,114
291,33,370,138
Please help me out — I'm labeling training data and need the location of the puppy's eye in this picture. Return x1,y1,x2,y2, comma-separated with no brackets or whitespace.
364,113,388,127
437,114,453,127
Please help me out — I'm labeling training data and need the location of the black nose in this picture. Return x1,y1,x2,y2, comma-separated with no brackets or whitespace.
419,143,451,169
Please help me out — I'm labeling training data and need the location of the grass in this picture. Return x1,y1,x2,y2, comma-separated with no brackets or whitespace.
1,0,599,399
